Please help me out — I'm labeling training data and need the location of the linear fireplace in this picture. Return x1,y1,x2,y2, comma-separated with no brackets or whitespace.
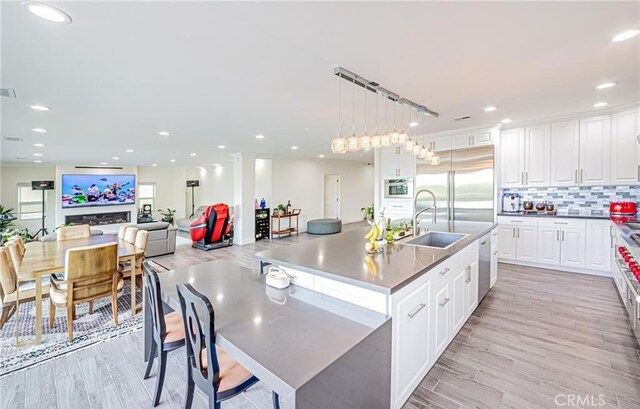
65,211,131,226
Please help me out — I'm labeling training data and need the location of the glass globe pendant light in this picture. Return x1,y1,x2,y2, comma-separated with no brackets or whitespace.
381,98,391,147
398,104,409,145
389,102,400,144
414,112,424,156
370,91,382,148
330,76,347,154
359,84,372,151
346,77,361,152
418,145,428,159
431,155,441,166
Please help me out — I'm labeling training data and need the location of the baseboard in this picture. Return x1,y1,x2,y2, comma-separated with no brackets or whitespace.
498,259,613,277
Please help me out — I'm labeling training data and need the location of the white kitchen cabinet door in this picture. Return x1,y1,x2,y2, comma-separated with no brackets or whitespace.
451,268,466,335
398,151,416,178
611,109,640,185
537,227,561,265
432,284,451,358
498,226,517,260
560,228,586,268
550,120,580,186
392,280,431,408
524,124,551,186
516,226,538,262
450,132,473,150
585,220,612,272
472,131,493,146
500,128,525,187
429,135,452,152
465,261,479,316
579,116,611,186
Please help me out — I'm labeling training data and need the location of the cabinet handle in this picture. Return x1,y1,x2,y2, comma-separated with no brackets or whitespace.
521,172,524,185
580,169,584,184
469,136,473,146
407,303,427,319
525,172,528,185
562,230,565,241
517,228,520,238
492,251,498,255
512,228,515,238
465,267,471,283
557,230,560,241
433,141,436,151
439,298,451,308
637,165,639,182
439,267,450,276
575,169,578,184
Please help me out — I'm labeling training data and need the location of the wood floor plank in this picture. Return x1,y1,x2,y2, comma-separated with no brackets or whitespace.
0,367,25,409
54,353,91,409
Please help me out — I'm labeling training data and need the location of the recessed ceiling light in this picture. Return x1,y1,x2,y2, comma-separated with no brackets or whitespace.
112,156,119,160
218,145,226,149
33,143,45,147
33,153,43,157
594,102,608,108
22,2,72,24
33,160,42,163
100,162,107,165
158,131,170,136
501,118,512,124
170,159,176,163
190,152,197,157
125,148,134,153
318,154,325,158
291,146,298,150
152,163,158,167
255,134,265,139
612,30,640,42
409,122,419,127
32,128,47,133
484,106,498,112
29,105,51,111
596,82,616,90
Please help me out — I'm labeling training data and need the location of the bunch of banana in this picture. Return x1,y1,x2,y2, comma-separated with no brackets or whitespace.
364,224,380,253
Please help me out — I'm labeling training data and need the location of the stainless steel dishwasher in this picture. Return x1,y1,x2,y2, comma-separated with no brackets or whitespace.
478,233,491,302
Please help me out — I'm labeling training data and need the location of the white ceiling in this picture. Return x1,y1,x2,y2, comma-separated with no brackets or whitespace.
1,1,639,166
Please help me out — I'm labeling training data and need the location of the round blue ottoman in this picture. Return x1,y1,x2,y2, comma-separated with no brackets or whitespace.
307,219,342,235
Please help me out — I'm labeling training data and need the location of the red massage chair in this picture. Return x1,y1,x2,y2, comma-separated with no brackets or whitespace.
189,203,234,250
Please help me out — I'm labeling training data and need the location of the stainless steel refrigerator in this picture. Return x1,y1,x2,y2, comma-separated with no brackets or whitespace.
415,145,494,223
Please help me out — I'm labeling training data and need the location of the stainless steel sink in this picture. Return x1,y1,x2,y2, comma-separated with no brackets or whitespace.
625,223,640,230
404,231,467,249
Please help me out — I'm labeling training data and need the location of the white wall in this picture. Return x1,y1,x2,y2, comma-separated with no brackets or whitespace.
185,163,234,214
271,157,374,231
255,158,272,209
0,164,56,233
138,166,187,218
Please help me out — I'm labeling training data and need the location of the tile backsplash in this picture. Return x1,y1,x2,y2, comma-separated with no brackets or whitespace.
501,185,640,214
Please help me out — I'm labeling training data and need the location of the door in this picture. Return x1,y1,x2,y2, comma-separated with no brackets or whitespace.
416,151,452,223
500,128,525,187
537,227,561,265
452,146,495,222
497,226,516,260
432,284,451,358
451,268,466,335
585,221,612,272
516,226,538,262
466,261,479,316
524,124,551,186
560,228,586,268
611,109,640,184
550,120,580,186
323,174,340,219
579,116,611,185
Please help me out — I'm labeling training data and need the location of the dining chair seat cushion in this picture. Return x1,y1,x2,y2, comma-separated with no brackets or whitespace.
163,311,186,343
200,346,254,393
3,283,51,304
49,278,124,305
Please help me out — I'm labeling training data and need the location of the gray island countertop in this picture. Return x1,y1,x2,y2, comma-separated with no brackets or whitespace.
256,221,496,294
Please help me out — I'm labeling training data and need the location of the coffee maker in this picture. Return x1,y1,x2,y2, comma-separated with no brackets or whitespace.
502,193,521,213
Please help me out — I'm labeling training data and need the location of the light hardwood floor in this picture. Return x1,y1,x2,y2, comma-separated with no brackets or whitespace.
2,226,639,408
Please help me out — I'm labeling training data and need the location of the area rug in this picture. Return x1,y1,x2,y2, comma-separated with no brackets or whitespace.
0,278,148,376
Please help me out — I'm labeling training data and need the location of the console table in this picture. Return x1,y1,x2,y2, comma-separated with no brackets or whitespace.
271,209,300,239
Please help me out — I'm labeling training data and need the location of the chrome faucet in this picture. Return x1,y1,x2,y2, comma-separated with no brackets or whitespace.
413,188,437,237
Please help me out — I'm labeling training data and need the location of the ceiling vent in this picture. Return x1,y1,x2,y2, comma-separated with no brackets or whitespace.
454,115,472,121
4,136,23,142
15,156,27,160
0,88,16,98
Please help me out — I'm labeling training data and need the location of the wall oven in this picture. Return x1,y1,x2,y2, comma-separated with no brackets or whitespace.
384,178,413,199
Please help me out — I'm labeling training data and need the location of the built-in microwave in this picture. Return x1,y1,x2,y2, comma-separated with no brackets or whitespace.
384,178,413,199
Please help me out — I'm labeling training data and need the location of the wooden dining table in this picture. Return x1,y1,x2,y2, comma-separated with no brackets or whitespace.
16,234,145,346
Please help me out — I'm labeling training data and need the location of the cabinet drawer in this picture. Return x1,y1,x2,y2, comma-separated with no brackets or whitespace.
314,276,388,314
384,199,413,212
497,216,538,226
537,218,586,229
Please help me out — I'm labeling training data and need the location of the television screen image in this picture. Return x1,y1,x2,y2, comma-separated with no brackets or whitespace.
61,174,136,208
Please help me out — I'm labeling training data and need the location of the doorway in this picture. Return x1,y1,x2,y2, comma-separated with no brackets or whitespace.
323,174,341,219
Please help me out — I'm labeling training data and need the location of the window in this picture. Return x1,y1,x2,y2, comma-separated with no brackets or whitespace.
18,183,43,220
138,182,156,211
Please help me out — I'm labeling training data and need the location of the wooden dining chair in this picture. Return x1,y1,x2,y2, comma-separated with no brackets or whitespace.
142,261,185,406
57,225,91,241
48,242,122,341
117,225,128,240
0,247,50,329
122,230,149,288
5,241,23,272
6,236,25,258
124,227,139,244
177,283,281,409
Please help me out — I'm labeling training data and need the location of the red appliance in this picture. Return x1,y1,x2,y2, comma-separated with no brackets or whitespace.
609,201,637,216
189,203,233,251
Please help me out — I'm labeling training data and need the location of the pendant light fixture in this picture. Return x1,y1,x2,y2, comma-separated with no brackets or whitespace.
359,83,371,151
404,106,415,151
390,102,400,144
370,91,381,148
418,114,428,159
412,109,422,155
346,77,361,152
398,103,409,145
330,76,347,154
381,98,391,147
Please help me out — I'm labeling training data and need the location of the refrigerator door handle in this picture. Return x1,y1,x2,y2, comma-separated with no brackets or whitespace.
450,170,456,221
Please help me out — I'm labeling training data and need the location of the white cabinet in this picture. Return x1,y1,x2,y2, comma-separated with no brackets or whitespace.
560,227,586,268
550,120,580,186
490,229,499,287
579,116,611,186
451,268,466,335
465,261,479,316
500,128,525,187
524,124,551,186
537,227,561,265
611,109,640,184
498,217,538,262
428,134,452,152
451,132,473,150
381,147,416,178
515,226,538,262
472,131,493,146
497,225,517,260
432,284,451,359
585,220,612,272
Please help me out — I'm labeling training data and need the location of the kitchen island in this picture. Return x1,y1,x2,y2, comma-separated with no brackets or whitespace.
256,220,496,408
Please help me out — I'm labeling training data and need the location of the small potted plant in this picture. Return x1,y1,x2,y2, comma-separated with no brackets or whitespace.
0,205,16,232
360,205,374,221
276,204,286,215
1,228,32,245
158,208,176,224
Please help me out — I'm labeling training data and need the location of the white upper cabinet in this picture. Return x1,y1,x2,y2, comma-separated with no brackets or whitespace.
611,109,640,185
550,120,580,186
524,124,551,186
450,132,473,150
579,115,611,186
429,134,452,152
500,128,525,187
381,147,416,179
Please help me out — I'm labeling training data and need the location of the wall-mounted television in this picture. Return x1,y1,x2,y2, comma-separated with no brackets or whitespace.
61,174,136,208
